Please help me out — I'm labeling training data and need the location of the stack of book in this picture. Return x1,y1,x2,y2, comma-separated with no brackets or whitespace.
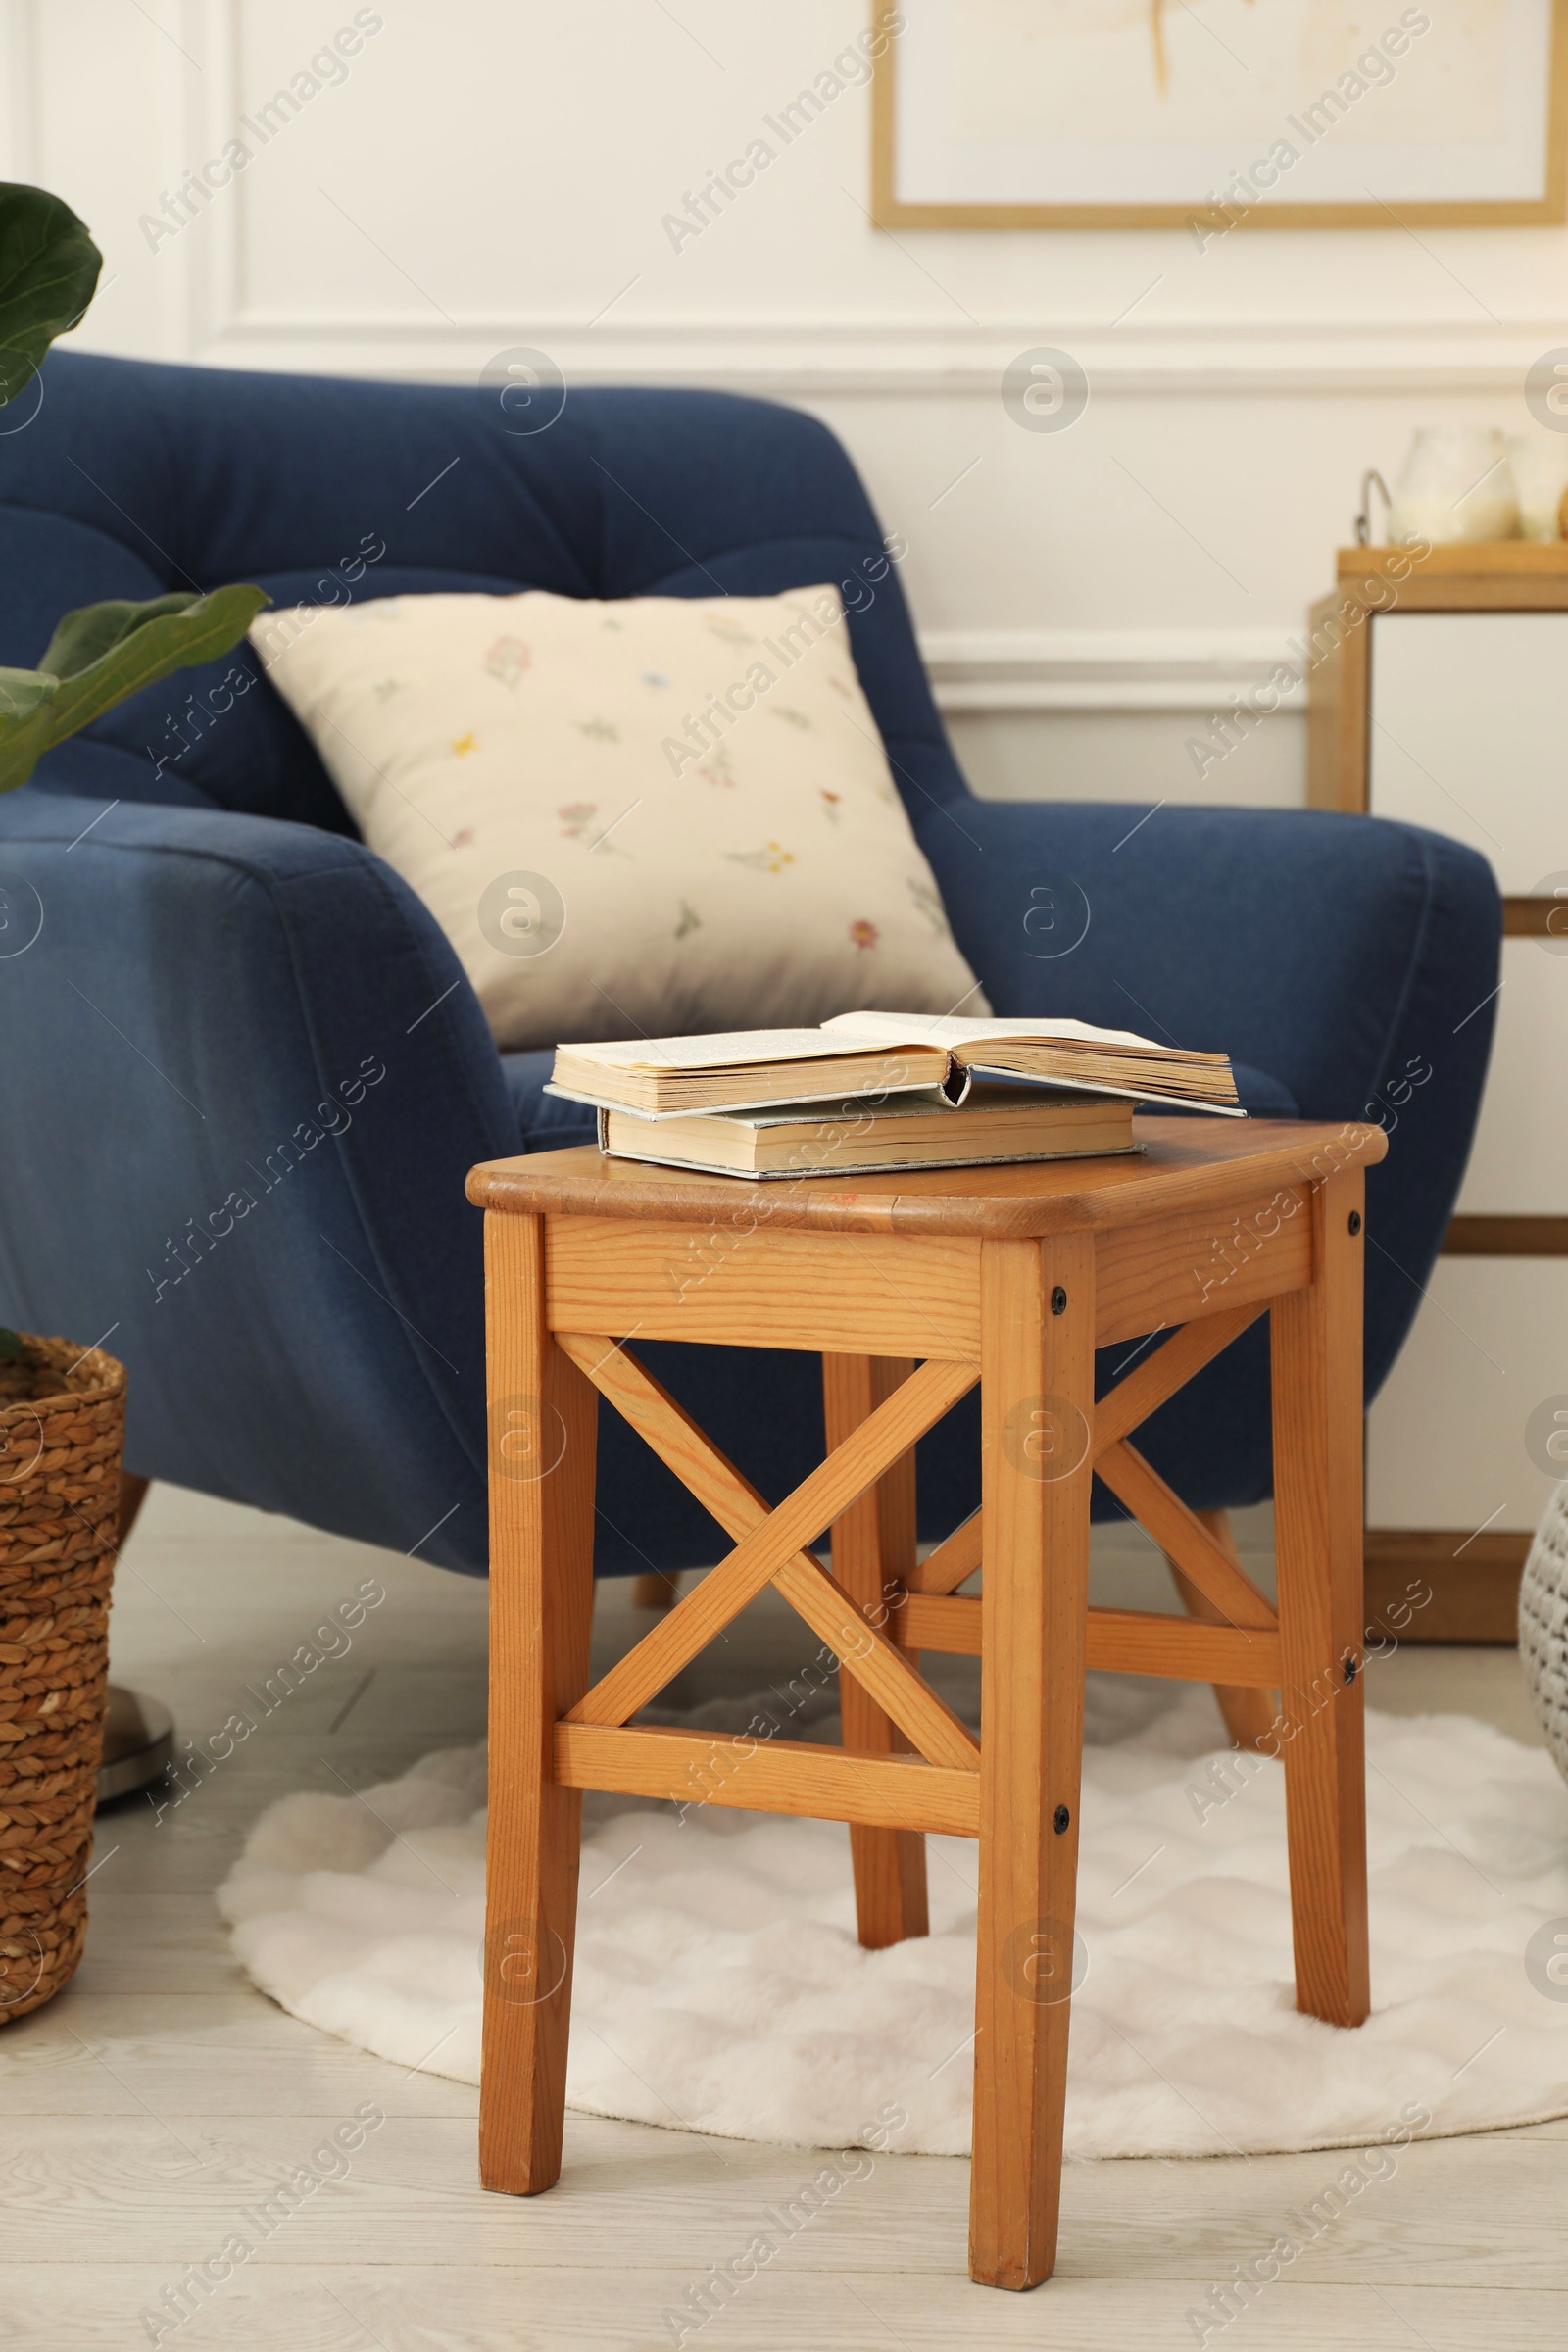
546,1012,1242,1181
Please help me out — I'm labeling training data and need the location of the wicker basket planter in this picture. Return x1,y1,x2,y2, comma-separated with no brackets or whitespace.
0,1334,124,2023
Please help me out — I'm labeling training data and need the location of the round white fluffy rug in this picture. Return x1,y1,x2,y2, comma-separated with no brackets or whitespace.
218,1685,1568,2160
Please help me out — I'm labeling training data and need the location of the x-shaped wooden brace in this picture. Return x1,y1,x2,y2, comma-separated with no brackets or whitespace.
899,1302,1280,1692
558,1299,1276,1773
558,1336,982,1772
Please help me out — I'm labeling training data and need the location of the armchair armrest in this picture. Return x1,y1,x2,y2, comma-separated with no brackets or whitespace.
0,791,517,1571
919,798,1501,1396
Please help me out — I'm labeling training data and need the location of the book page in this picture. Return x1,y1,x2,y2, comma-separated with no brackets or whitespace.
561,1027,931,1075
821,1008,1167,1055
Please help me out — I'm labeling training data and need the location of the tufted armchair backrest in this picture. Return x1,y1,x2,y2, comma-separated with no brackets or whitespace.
0,353,967,836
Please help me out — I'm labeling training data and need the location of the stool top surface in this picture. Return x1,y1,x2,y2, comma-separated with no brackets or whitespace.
467,1117,1387,1239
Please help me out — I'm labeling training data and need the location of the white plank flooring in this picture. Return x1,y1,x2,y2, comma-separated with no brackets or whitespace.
0,1485,1561,2349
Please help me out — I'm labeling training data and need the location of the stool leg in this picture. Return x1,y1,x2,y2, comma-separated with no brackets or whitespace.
480,1211,598,2194
971,1234,1094,2291
1165,1508,1280,1753
1270,1171,1370,2029
822,1354,928,1948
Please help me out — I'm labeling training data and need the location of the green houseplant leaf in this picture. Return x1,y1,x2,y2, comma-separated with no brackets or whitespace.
0,667,59,723
0,181,101,405
0,583,271,796
0,184,271,1361
0,184,272,800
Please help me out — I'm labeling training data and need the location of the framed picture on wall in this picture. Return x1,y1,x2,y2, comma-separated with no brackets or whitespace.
871,0,1568,229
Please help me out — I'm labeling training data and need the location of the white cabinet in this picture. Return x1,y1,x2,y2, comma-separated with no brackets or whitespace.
1366,1260,1568,1533
1454,943,1568,1217
1309,546,1568,1628
1369,613,1568,893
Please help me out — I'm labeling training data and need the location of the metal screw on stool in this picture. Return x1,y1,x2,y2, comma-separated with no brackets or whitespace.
1051,1286,1067,1315
1053,1804,1070,1834
1348,1211,1362,1235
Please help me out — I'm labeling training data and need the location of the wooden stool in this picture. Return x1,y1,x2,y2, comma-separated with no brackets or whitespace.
467,1116,1381,2290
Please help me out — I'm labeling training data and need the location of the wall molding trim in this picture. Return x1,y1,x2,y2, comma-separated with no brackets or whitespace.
20,0,1568,404
920,628,1304,714
188,309,1568,397
10,7,1544,736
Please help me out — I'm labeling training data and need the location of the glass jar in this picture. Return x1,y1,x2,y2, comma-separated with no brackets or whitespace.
1506,433,1568,541
1388,427,1520,545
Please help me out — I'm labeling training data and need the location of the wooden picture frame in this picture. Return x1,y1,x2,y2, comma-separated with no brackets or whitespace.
871,0,1568,230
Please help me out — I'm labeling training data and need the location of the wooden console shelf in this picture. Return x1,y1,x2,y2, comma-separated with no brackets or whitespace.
1310,542,1566,1642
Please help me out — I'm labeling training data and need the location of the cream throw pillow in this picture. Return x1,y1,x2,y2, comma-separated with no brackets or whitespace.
250,587,986,1051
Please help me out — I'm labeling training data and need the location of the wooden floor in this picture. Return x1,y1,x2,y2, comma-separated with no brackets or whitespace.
3,1484,1561,2350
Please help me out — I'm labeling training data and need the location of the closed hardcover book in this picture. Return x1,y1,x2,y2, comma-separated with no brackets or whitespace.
597,1085,1139,1179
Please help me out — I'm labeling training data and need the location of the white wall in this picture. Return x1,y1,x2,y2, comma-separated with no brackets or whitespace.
7,0,1567,807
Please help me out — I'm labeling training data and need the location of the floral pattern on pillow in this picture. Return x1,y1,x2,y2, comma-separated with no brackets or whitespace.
251,585,986,1051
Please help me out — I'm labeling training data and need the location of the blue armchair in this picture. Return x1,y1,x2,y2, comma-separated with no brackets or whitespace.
0,353,1498,1576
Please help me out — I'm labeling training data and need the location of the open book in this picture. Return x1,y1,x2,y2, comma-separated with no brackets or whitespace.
820,1011,1240,1113
549,1028,955,1117
549,1012,1240,1118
